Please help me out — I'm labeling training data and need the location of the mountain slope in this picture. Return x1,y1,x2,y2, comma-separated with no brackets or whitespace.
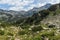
0,3,51,23
0,3,60,40
14,3,60,26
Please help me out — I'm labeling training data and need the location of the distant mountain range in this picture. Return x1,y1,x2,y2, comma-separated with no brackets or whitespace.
0,3,51,22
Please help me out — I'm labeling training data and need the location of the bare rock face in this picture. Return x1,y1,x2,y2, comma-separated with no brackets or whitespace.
41,14,60,28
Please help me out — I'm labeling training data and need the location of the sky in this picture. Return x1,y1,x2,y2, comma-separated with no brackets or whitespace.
0,0,60,11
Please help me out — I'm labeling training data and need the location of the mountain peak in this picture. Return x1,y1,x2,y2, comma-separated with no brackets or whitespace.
42,3,51,8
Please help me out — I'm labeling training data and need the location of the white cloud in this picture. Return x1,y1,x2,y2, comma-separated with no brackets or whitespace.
49,0,59,4
0,0,59,11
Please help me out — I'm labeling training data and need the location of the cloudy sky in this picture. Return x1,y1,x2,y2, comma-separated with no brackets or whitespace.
0,0,59,11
